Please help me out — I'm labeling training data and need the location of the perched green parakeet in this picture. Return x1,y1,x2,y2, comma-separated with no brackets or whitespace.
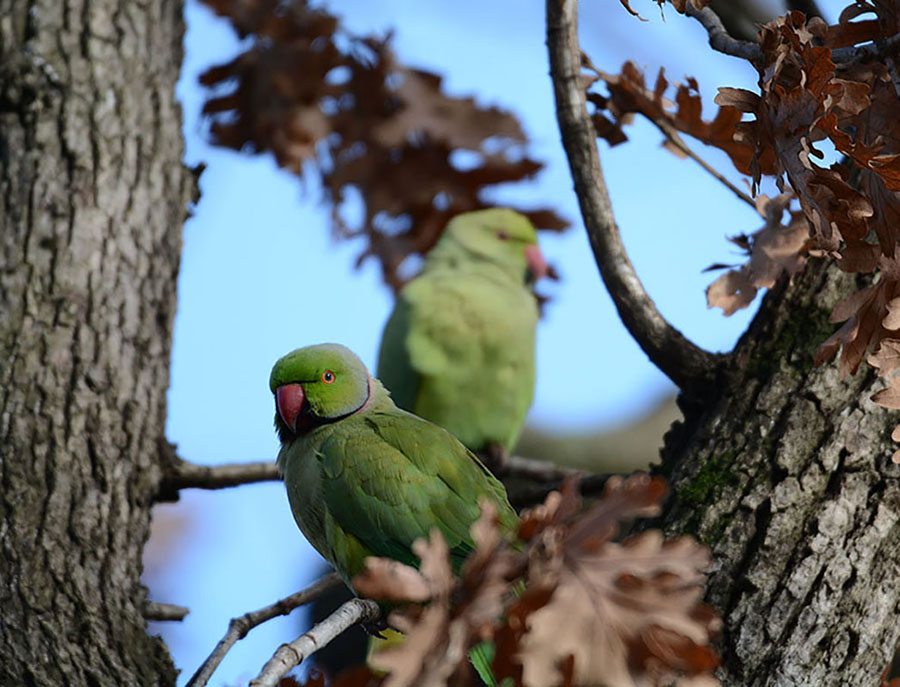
270,343,520,590
377,208,547,468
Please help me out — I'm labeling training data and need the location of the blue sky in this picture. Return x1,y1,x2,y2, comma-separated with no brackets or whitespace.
146,1,842,684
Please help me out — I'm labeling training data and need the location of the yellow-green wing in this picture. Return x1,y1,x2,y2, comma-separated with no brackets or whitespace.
317,410,519,577
377,269,537,453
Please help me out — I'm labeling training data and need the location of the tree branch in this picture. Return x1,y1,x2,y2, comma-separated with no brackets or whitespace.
834,33,900,65
686,5,762,61
685,4,900,66
250,598,381,687
156,440,281,501
159,447,579,497
166,459,280,490
508,471,612,510
143,601,189,622
187,573,343,687
547,0,725,398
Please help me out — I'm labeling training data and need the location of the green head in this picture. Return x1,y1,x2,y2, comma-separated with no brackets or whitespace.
433,208,548,282
270,343,371,439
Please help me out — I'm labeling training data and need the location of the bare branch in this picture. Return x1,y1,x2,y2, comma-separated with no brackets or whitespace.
503,454,576,481
686,4,900,66
188,573,343,687
835,33,900,66
686,5,762,61
508,470,612,510
547,0,725,397
250,598,381,687
144,601,189,622
167,459,280,489
160,450,575,497
157,441,281,500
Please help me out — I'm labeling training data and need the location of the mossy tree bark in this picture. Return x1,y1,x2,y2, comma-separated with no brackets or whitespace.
0,1,191,684
658,261,900,686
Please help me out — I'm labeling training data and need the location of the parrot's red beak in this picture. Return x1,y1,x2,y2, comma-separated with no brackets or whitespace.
276,383,305,432
524,244,549,282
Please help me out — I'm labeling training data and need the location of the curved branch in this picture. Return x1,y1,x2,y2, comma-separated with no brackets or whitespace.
188,573,343,687
547,0,725,397
686,5,762,61
250,598,381,687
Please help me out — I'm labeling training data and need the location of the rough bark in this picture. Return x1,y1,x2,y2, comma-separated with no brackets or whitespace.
0,1,191,684
658,261,900,686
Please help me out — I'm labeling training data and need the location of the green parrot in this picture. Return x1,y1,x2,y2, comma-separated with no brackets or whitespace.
377,208,548,469
270,343,520,590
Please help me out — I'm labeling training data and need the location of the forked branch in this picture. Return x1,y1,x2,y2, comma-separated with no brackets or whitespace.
188,573,343,687
547,0,724,397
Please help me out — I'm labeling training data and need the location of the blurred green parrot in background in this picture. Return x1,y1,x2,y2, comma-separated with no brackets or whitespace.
270,343,520,590
377,208,548,470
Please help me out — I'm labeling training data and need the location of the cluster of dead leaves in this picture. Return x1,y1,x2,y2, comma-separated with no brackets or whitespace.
299,475,718,687
198,0,567,291
602,1,900,459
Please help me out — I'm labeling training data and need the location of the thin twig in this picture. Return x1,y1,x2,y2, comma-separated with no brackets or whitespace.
652,117,756,208
547,0,724,397
144,601,189,622
250,598,381,687
187,573,343,687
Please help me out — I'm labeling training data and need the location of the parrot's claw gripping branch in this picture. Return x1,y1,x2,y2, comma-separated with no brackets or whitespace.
187,573,343,687
546,0,726,399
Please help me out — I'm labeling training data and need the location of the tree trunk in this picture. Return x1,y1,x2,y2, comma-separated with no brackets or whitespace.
0,1,191,684
659,261,900,686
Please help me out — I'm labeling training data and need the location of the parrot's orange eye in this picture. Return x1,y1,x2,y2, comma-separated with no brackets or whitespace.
496,231,510,241
322,370,335,384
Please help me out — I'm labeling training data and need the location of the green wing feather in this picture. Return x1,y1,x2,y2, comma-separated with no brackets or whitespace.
284,408,519,584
